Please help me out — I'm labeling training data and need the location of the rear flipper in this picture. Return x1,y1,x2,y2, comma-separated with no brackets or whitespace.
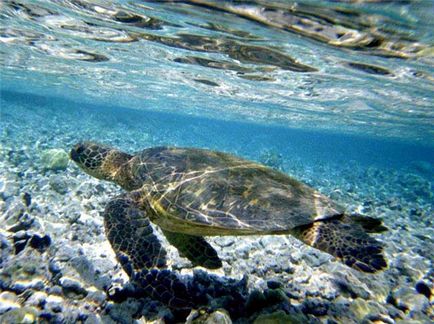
294,219,387,273
104,194,192,308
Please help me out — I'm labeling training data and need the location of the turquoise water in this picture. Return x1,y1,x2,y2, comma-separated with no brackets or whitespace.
1,1,433,323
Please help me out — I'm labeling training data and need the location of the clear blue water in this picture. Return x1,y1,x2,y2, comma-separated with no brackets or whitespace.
1,1,433,322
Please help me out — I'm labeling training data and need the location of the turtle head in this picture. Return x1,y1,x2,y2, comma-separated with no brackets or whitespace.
70,142,132,182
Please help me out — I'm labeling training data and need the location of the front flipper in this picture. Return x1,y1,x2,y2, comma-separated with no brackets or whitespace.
162,230,222,269
104,195,192,308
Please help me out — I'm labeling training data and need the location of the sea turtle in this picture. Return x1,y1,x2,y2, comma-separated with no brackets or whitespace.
70,142,387,308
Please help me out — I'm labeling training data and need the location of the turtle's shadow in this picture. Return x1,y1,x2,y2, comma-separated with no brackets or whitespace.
107,269,270,322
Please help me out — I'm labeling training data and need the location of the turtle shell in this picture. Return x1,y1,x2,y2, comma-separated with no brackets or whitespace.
131,147,344,235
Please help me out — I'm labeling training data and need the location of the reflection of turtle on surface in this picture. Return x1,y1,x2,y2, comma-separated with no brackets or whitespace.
70,142,387,308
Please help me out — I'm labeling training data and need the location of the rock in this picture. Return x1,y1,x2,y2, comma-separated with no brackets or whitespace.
349,298,386,321
213,237,235,248
12,231,31,255
0,291,20,314
104,298,143,323
7,213,35,232
363,313,394,324
44,295,64,313
263,289,285,304
253,310,307,324
186,309,232,323
301,298,329,316
41,148,69,171
302,250,330,268
48,259,62,274
86,289,106,305
49,175,69,194
0,307,39,323
48,285,63,296
331,277,370,299
21,192,32,207
415,281,431,299
70,255,97,284
267,280,283,290
235,242,251,259
29,234,51,252
3,199,26,226
10,279,45,294
0,179,20,200
82,313,101,324
245,289,267,313
60,277,88,299
56,243,77,261
390,287,430,313
25,291,48,308
12,232,51,254
0,233,12,266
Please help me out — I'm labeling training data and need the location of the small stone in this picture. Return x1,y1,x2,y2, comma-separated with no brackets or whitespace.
12,231,31,255
349,298,385,321
25,291,48,308
235,242,251,259
332,278,370,299
0,291,20,313
29,234,51,252
56,244,76,261
3,200,26,226
0,233,13,263
302,298,329,316
391,287,430,312
409,208,423,217
48,260,62,274
48,285,63,296
253,310,307,324
49,175,68,194
303,250,330,267
10,279,45,293
86,289,106,305
263,289,285,304
38,312,54,322
415,281,432,299
245,290,267,313
0,307,39,323
83,313,101,324
0,180,20,200
7,213,35,232
364,314,394,324
70,255,96,283
21,192,32,207
59,277,88,299
41,148,69,171
44,295,64,313
213,237,235,248
267,280,282,290
186,308,232,323
343,61,393,76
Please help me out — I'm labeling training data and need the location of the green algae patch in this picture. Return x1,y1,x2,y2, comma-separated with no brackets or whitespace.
41,148,69,171
0,307,39,324
253,310,307,324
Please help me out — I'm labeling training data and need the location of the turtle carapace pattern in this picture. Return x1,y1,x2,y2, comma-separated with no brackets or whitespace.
70,142,387,308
